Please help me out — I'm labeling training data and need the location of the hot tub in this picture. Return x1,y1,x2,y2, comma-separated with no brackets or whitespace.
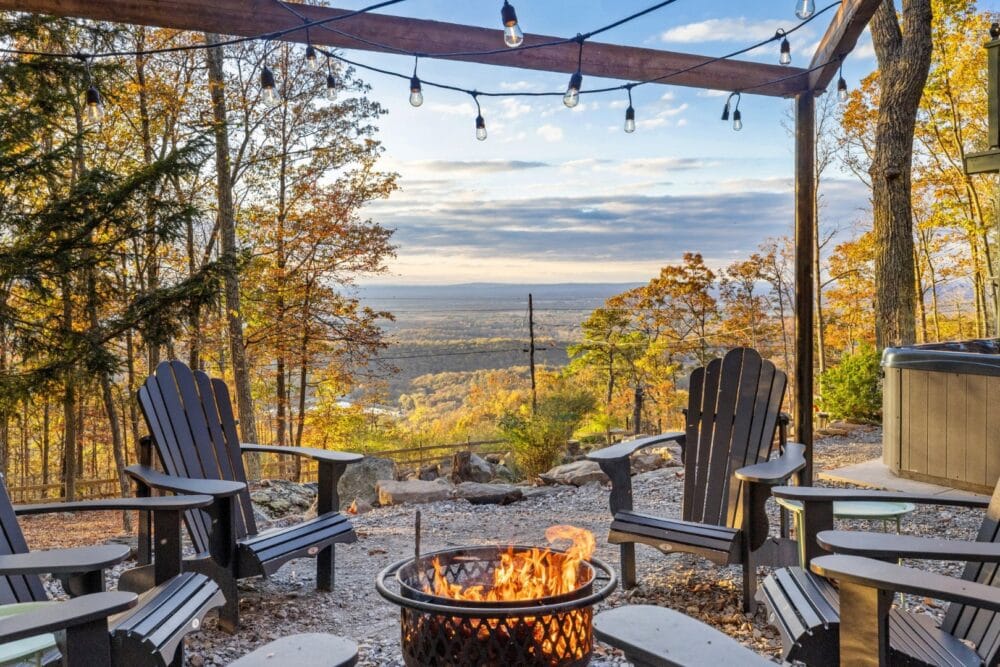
883,340,1000,494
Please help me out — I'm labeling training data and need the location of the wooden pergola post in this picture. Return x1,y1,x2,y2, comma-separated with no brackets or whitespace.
794,92,816,483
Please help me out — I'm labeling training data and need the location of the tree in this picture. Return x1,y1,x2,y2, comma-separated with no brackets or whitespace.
868,0,933,348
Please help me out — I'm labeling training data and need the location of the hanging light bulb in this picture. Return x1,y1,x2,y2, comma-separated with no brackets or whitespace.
721,92,737,121
624,106,636,133
261,65,279,106
837,76,849,102
475,114,487,141
564,71,582,108
623,86,636,133
305,45,319,71
501,1,524,48
795,0,815,19
732,109,743,132
85,85,103,123
326,72,337,100
778,32,792,66
409,75,423,107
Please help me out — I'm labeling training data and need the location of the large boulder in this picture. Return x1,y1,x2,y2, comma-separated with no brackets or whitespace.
376,479,455,506
251,479,317,519
455,482,523,505
539,460,608,486
450,451,494,483
338,456,396,509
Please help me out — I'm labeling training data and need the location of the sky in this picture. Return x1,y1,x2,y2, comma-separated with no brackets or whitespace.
321,1,912,285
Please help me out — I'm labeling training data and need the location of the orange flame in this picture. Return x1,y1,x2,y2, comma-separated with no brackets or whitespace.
425,525,596,602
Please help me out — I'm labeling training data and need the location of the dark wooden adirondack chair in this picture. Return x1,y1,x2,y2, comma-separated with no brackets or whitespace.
0,475,223,666
127,360,363,631
762,483,1000,667
596,554,1000,667
587,347,806,611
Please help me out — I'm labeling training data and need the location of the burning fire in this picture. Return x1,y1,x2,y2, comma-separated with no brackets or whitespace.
426,525,596,602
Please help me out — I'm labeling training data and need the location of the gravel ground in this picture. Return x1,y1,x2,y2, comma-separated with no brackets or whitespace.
20,426,990,665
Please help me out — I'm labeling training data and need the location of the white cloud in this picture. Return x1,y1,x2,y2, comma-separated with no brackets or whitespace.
536,124,564,143
661,17,787,43
499,80,534,91
426,102,477,117
498,98,532,119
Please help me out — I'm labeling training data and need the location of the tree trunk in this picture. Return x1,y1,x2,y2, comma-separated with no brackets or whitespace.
41,400,49,494
61,275,76,502
204,33,260,475
85,256,132,530
870,0,933,348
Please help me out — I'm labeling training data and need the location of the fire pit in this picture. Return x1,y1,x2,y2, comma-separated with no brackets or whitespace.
375,526,617,666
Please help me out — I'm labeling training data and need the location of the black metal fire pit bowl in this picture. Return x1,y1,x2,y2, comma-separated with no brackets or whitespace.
375,544,618,667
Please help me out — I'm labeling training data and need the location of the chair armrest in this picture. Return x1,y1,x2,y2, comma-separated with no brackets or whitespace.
125,465,245,497
0,592,137,645
593,605,773,667
811,554,1000,613
14,495,214,515
735,442,806,484
0,545,129,577
772,485,989,508
587,432,685,462
818,531,1000,562
240,443,363,465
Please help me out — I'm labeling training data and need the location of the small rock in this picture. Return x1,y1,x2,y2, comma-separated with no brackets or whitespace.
338,457,397,509
450,451,494,483
376,479,455,506
539,460,608,486
455,482,524,505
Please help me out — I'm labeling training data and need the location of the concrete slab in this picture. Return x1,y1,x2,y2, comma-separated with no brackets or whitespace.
819,458,989,499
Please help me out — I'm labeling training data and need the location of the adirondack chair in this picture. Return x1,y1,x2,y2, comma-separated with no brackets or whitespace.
587,347,806,612
596,554,1000,667
126,360,363,631
0,475,223,666
761,483,1000,666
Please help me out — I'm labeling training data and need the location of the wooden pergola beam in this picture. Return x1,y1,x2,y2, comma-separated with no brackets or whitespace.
809,0,883,92
0,0,810,97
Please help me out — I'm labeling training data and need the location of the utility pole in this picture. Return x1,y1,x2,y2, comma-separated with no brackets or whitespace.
528,293,537,413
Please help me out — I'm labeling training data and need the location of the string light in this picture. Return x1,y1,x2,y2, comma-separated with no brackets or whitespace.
409,57,423,107
0,0,846,142
795,0,815,19
564,36,584,108
261,63,279,106
778,30,791,66
473,94,487,141
82,58,102,123
624,85,636,133
305,44,319,71
722,92,742,131
501,1,524,48
837,63,848,102
325,59,337,100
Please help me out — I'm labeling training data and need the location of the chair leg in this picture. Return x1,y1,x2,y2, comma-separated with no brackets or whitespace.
216,570,239,634
317,543,334,592
742,557,757,614
620,543,637,589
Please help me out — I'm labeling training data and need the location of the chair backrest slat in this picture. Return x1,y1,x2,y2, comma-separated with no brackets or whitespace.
0,478,47,603
682,348,786,529
685,358,722,523
941,482,1000,661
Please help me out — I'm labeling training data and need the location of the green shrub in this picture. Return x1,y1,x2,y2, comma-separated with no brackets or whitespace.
499,383,595,477
819,345,882,423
